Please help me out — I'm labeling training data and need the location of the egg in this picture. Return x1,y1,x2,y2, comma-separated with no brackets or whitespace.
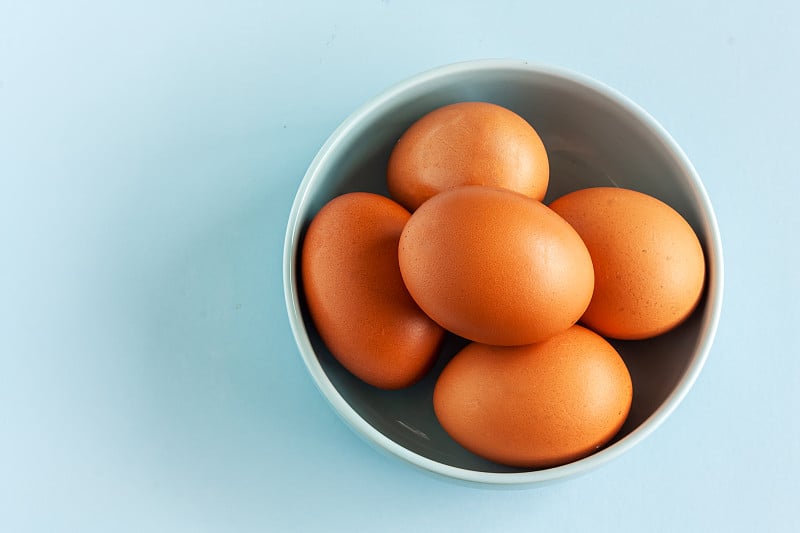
434,325,633,469
398,186,594,346
549,187,706,340
301,192,445,389
386,101,549,211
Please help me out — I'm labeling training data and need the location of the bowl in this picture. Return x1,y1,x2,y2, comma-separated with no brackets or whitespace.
283,59,723,486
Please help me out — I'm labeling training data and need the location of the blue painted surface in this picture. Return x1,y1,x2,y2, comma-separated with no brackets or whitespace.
1,2,797,531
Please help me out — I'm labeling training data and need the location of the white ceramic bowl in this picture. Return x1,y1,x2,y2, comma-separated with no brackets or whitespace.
283,59,723,486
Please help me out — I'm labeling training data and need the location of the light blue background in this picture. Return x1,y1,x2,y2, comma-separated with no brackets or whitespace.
1,1,798,531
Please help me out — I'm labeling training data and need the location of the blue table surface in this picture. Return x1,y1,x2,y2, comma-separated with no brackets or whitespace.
2,2,798,531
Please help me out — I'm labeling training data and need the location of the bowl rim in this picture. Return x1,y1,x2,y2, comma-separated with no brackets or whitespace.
282,58,724,486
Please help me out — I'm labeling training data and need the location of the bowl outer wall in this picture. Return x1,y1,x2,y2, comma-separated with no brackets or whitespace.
283,59,724,486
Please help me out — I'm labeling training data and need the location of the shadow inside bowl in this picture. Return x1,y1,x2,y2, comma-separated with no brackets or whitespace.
301,279,707,473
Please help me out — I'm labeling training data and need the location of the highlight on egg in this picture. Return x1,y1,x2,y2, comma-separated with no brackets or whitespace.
387,101,549,211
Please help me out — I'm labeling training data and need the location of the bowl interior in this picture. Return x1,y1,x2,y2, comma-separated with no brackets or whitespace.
288,62,720,475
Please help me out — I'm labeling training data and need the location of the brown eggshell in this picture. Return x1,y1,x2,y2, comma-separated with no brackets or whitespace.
398,186,594,346
549,187,706,340
301,192,445,389
433,325,633,469
387,101,549,211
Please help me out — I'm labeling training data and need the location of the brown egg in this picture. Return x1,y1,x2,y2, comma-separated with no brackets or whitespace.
387,101,549,211
398,186,594,346
301,192,445,389
434,325,633,469
549,187,706,340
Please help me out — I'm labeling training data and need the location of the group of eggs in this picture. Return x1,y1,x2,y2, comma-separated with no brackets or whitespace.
301,102,706,469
